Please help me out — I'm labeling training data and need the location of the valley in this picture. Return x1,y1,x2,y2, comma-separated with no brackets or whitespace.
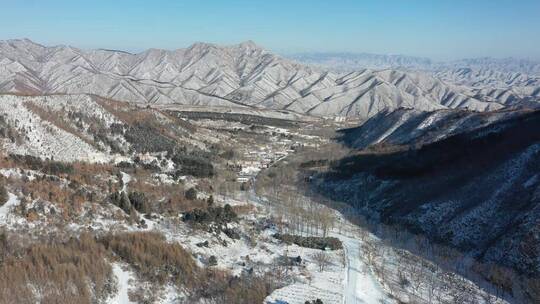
0,92,529,303
0,38,539,304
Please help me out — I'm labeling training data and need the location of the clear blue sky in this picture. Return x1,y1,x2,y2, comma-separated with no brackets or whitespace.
1,0,539,60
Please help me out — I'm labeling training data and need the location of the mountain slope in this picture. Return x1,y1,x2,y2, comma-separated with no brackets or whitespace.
0,93,220,162
291,52,540,111
312,107,540,276
0,39,521,118
290,53,540,76
289,52,434,71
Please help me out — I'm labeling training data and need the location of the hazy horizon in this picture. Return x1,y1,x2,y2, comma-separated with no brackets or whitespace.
4,37,540,64
1,0,539,61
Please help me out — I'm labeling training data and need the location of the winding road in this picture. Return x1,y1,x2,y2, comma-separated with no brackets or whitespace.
249,186,388,304
339,235,387,304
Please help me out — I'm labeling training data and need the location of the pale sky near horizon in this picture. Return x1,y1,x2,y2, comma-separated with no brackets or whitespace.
1,0,539,60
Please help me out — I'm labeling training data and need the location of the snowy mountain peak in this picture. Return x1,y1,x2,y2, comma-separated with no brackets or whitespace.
237,40,261,49
0,38,538,118
2,38,43,47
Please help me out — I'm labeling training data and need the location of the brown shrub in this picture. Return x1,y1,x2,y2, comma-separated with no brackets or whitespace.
0,229,278,303
94,96,147,125
3,158,117,210
100,231,278,302
129,176,206,214
18,177,89,221
70,161,116,184
0,233,112,304
232,204,257,215
0,176,7,205
193,270,278,304
95,96,189,142
100,232,199,287
223,274,277,304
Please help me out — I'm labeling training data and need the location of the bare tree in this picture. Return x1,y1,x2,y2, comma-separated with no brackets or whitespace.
314,206,335,237
363,241,380,267
358,228,369,242
480,291,498,304
408,261,425,293
434,281,447,304
426,271,438,304
312,251,331,272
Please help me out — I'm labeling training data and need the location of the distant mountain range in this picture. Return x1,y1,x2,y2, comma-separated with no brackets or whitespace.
288,52,435,71
289,52,540,75
0,39,538,118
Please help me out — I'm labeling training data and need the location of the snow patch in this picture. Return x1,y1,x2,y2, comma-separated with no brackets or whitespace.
0,192,19,222
108,263,136,304
524,174,538,188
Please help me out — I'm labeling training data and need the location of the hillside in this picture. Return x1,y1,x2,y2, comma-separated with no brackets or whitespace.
290,53,540,111
0,39,528,118
312,108,540,277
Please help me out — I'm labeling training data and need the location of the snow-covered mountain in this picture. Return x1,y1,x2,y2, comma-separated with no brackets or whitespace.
288,52,434,71
444,57,540,76
2,39,536,118
434,68,540,107
290,52,540,108
312,106,540,276
290,52,540,76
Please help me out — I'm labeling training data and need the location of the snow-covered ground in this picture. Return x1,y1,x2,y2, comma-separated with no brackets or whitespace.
263,222,392,304
340,235,388,304
0,192,19,222
108,264,136,304
0,103,517,304
251,186,392,304
120,171,131,192
267,281,342,304
252,179,509,304
0,94,112,162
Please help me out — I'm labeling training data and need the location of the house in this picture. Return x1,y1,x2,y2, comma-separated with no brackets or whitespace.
236,176,250,183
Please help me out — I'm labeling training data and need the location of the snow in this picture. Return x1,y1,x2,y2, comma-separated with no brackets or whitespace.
0,192,19,222
241,165,261,175
108,263,136,304
374,113,408,144
340,236,387,304
0,94,112,162
151,173,176,184
263,227,391,304
267,282,342,304
120,171,131,192
158,285,183,304
524,174,538,188
0,38,519,119
0,95,520,304
0,168,36,181
264,242,345,304
253,184,392,304
416,111,443,130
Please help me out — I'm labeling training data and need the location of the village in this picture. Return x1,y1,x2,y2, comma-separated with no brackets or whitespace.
227,125,323,183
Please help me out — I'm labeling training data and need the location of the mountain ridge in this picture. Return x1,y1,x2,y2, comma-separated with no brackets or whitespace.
310,106,540,277
0,38,538,118
289,51,540,74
